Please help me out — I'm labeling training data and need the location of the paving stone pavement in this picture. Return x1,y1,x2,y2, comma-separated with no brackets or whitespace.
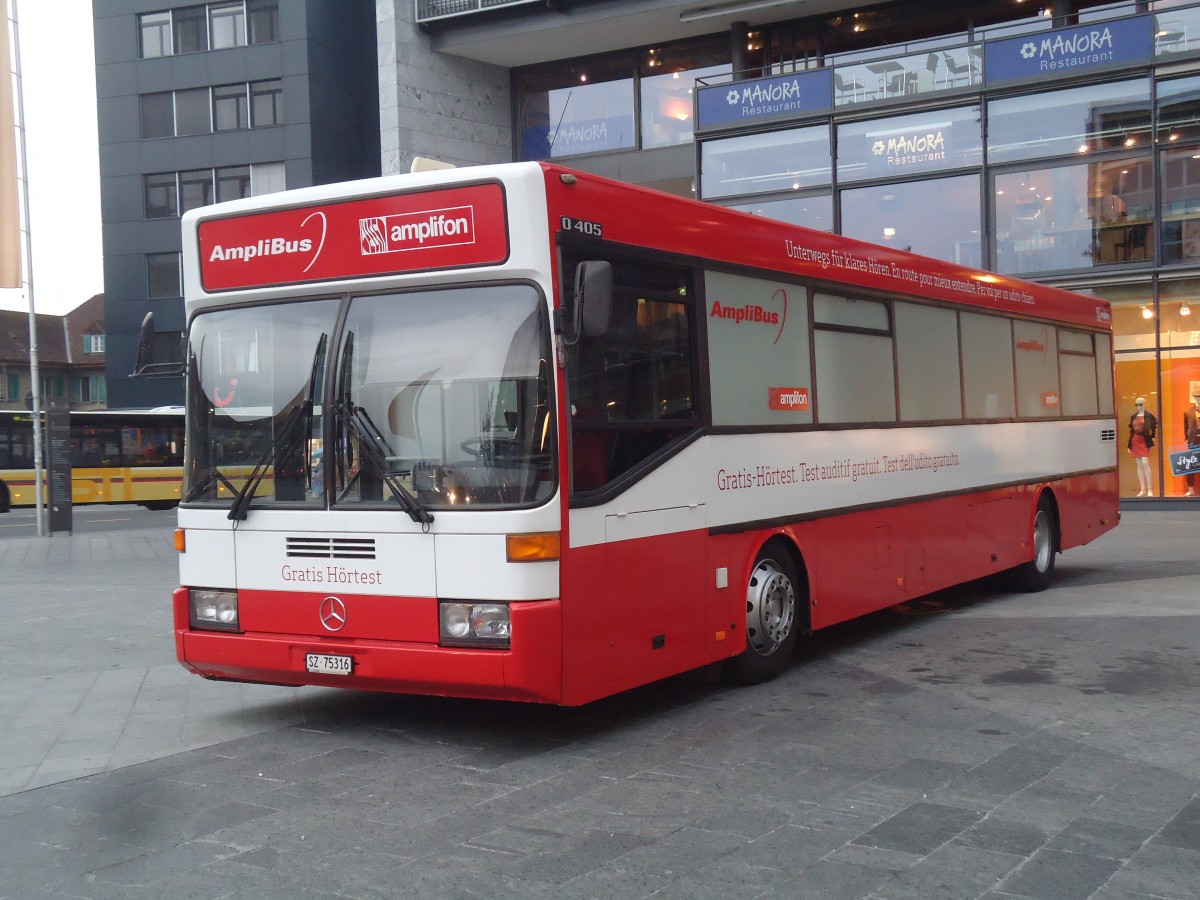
1,507,1199,898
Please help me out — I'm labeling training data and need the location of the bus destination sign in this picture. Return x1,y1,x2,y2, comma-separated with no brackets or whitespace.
197,182,510,291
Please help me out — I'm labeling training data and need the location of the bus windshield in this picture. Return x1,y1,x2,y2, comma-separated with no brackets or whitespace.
183,284,555,511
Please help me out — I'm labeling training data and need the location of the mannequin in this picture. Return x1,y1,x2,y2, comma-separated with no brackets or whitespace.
1128,397,1157,497
1185,391,1200,497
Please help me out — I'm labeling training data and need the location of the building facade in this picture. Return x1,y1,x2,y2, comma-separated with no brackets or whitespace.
411,0,1200,501
0,294,108,412
91,0,1200,500
92,0,379,408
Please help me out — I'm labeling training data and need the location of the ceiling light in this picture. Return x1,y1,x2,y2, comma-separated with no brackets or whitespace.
1141,304,1154,319
1183,302,1192,316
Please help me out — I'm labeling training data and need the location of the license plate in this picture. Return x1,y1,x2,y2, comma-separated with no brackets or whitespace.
305,653,353,675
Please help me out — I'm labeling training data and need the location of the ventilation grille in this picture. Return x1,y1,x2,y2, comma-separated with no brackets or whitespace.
1100,428,1117,443
286,536,376,560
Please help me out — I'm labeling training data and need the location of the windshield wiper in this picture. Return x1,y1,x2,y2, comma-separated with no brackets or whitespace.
227,334,327,521
335,400,433,525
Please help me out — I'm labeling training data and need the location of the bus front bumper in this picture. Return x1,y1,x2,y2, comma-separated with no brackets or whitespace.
173,587,564,704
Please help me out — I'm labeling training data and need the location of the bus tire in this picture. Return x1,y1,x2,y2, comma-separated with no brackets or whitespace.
0,479,9,513
140,500,179,511
724,544,801,685
1008,495,1057,593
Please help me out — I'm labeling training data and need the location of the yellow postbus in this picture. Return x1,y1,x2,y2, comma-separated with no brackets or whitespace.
0,408,184,512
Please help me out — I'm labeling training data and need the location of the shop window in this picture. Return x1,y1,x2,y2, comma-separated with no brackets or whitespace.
700,125,830,199
987,79,1150,164
639,38,729,150
727,194,833,231
836,105,981,183
515,53,635,160
1154,8,1200,58
1159,144,1200,265
841,174,981,267
1160,279,1200,349
992,159,1152,276
1157,76,1200,146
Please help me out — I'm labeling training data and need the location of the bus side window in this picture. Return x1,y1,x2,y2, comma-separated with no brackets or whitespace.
566,257,698,495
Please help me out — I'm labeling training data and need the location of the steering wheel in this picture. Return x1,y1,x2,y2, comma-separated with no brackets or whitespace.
460,437,525,459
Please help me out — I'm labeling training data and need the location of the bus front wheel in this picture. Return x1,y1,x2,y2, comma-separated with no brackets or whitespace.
1007,496,1057,593
724,545,800,684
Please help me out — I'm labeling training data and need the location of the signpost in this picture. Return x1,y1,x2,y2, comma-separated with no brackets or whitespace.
46,400,71,534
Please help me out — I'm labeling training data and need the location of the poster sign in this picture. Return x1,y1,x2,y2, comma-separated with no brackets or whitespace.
198,182,510,292
46,402,72,534
1170,447,1200,477
984,16,1151,85
696,69,832,132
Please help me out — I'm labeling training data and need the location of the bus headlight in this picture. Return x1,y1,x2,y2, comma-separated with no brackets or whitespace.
439,602,510,648
189,588,240,632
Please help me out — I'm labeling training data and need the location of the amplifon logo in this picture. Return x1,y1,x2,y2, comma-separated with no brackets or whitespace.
360,205,476,255
769,387,810,411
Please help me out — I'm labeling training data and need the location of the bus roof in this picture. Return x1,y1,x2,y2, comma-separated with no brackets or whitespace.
181,161,1109,331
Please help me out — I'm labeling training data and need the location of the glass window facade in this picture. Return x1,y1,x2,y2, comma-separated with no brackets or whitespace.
514,54,636,160
509,7,1200,500
701,126,830,199
987,80,1151,164
639,38,730,150
836,105,981,182
841,174,981,264
138,3,278,58
148,252,182,299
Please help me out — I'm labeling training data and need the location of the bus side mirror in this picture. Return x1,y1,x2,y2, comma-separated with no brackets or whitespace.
132,312,186,377
563,261,612,345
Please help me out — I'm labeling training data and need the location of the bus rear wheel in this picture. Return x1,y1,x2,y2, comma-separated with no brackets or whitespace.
724,546,800,684
1007,496,1057,593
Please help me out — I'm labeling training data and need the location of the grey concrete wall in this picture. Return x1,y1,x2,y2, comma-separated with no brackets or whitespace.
377,2,512,174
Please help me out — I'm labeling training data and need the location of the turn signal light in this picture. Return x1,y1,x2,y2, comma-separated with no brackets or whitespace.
174,528,186,552
506,532,560,562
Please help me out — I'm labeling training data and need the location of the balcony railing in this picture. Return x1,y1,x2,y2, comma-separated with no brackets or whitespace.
415,0,543,24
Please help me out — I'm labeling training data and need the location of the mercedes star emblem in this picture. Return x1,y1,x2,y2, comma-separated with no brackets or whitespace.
319,596,347,632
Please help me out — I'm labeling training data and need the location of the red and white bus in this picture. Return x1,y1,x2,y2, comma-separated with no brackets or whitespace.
172,161,1118,705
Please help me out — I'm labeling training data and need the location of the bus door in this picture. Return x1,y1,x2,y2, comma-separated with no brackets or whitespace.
562,255,709,692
